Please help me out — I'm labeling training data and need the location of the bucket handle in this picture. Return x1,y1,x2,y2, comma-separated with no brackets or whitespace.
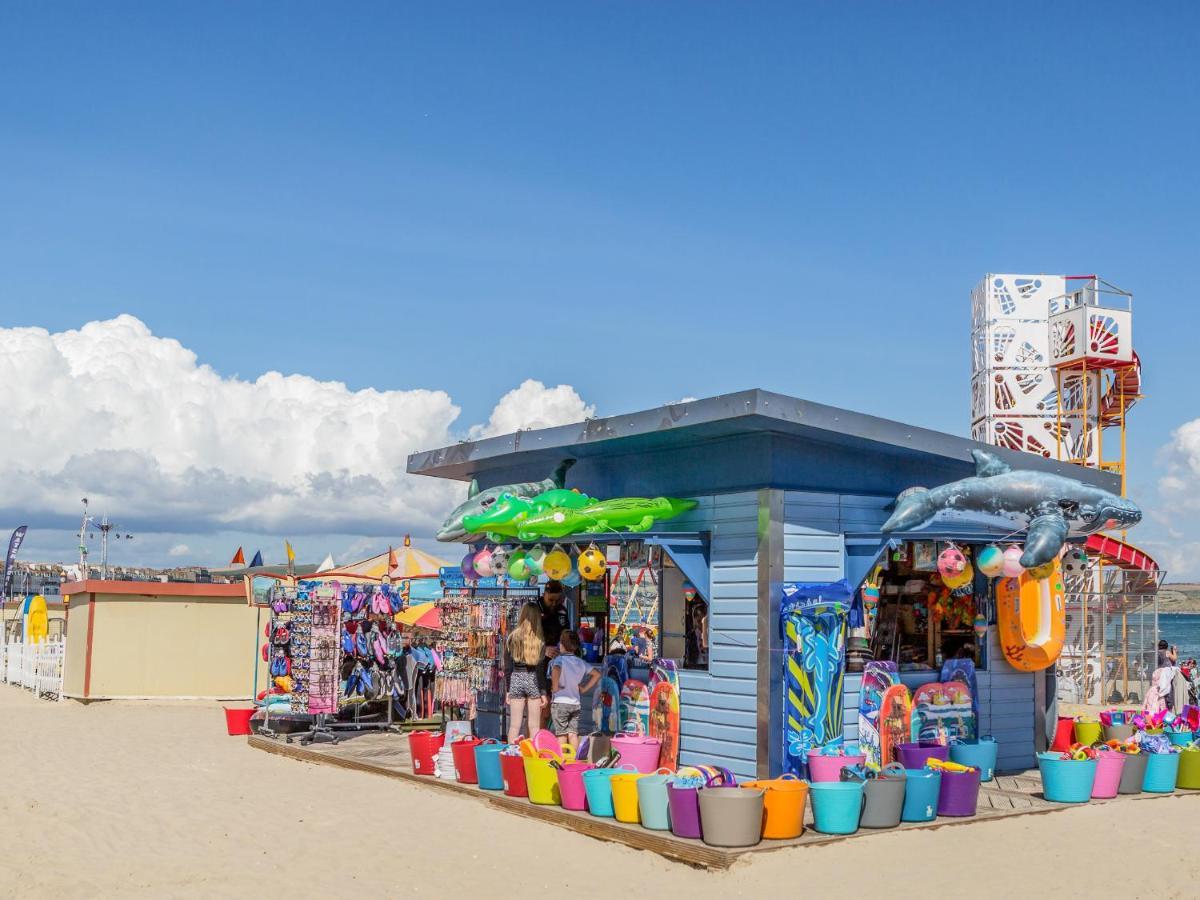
654,767,673,775
778,773,801,782
881,762,907,779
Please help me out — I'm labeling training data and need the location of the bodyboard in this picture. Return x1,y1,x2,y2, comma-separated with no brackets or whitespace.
859,661,899,770
941,657,980,723
879,684,913,766
649,681,681,770
911,681,976,744
593,675,622,733
619,678,650,735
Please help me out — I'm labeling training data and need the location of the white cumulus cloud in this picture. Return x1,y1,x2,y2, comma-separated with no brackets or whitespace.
168,543,191,557
1152,417,1200,580
0,316,592,545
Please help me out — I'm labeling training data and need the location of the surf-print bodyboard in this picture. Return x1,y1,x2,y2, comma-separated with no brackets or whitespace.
619,678,650,735
911,681,976,744
594,675,622,733
859,661,899,770
649,681,681,770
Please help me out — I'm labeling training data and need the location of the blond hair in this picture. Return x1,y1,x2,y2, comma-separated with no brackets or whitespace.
508,603,545,666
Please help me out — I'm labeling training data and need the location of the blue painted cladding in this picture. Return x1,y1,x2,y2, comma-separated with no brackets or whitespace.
658,491,760,780
784,491,1037,773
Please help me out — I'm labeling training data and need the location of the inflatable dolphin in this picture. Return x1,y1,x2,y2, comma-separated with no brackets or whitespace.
436,459,575,542
881,450,1141,567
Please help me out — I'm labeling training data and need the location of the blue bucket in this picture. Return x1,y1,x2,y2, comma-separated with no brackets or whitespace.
951,737,998,782
901,768,941,822
474,743,508,791
1143,752,1181,793
1167,730,1194,747
809,780,865,835
636,773,673,830
582,768,623,817
1037,752,1096,803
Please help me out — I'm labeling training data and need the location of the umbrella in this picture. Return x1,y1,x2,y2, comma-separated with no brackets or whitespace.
317,535,450,581
393,602,440,630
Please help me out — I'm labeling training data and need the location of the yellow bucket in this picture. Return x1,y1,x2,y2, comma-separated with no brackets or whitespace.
523,756,562,805
611,772,646,824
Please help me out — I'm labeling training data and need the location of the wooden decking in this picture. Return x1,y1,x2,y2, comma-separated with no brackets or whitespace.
247,732,1192,870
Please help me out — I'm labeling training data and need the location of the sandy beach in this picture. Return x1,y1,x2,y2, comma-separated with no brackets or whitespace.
1,689,1197,899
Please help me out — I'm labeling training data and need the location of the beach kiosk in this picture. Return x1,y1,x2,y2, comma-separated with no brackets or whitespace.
408,389,1129,780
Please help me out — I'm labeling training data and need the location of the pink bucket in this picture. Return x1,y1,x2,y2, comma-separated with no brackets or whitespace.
807,750,867,783
611,733,663,774
557,761,595,811
1091,749,1127,799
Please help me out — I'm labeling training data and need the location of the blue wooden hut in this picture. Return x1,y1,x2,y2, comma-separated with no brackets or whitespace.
408,389,1117,779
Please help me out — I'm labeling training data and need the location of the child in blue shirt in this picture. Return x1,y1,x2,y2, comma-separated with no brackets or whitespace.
549,630,600,750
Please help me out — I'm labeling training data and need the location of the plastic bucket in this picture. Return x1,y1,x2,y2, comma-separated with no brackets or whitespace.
637,773,674,830
1143,752,1180,793
1168,730,1194,747
586,733,612,763
1037,753,1096,803
896,741,948,769
1051,716,1076,752
1103,723,1135,743
741,775,808,839
937,767,982,816
582,767,627,818
666,781,704,838
611,733,663,773
556,761,595,810
699,786,765,848
807,751,867,783
1176,748,1200,789
475,743,508,791
500,752,529,797
901,768,941,822
524,756,562,805
1074,721,1102,746
1117,751,1148,794
950,737,998,782
1090,750,1127,799
408,731,444,776
611,772,646,823
451,737,484,784
224,708,255,736
860,766,907,828
809,780,866,835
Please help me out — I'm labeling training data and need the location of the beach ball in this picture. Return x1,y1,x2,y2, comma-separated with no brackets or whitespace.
507,550,531,581
973,614,989,640
543,546,572,580
578,546,607,581
1002,545,1025,578
1027,560,1056,581
943,563,973,590
976,544,1005,578
1062,547,1089,578
460,550,477,579
526,545,546,577
473,547,494,578
490,545,510,576
937,546,967,579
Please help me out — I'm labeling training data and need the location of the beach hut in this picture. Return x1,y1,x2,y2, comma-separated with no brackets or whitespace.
407,389,1130,779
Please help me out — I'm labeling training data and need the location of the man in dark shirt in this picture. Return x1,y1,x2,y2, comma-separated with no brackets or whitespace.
539,580,569,726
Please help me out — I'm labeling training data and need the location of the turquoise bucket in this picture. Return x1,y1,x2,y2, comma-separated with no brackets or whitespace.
1168,731,1194,747
809,780,865,835
474,743,508,791
901,768,941,822
1143,752,1181,793
582,768,624,817
1037,752,1096,803
950,737,998,782
636,773,673,831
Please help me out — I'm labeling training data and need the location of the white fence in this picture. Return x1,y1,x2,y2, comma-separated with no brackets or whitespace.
1,638,65,701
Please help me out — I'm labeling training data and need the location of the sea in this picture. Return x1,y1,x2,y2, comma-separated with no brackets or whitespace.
1157,613,1200,662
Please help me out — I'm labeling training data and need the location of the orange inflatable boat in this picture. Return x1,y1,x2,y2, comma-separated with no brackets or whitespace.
996,562,1066,672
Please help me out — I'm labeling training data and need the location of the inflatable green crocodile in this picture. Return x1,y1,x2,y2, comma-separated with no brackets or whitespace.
463,488,592,540
516,497,698,541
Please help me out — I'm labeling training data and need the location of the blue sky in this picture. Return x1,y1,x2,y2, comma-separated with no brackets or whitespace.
1,3,1197,575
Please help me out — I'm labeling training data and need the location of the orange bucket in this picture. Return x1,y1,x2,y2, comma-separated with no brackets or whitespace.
741,774,808,839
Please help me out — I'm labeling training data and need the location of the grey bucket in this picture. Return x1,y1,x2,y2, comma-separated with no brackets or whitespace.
860,765,907,828
586,733,612,764
1103,724,1135,743
697,785,765,848
1117,751,1148,794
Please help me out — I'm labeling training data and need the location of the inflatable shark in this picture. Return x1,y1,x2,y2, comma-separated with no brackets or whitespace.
881,450,1141,567
436,459,575,542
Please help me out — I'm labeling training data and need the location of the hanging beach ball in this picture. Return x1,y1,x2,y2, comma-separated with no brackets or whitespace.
1002,545,1025,579
543,546,572,580
1027,559,1057,581
943,563,974,590
490,545,510,576
937,546,967,579
1062,547,1089,577
976,544,1005,578
473,546,494,578
526,545,546,577
973,614,989,639
578,546,607,581
507,550,531,581
460,550,478,578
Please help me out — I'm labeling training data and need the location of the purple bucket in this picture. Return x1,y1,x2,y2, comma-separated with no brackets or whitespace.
666,782,703,839
897,741,949,769
937,767,981,816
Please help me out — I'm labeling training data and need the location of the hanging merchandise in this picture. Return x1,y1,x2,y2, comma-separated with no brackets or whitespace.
473,546,495,578
307,585,341,715
460,550,478,579
942,562,974,591
1026,559,1057,580
462,487,594,541
996,560,1066,672
578,545,607,581
937,546,967,580
543,545,572,580
490,545,511,576
1061,547,1089,578
976,544,1005,578
507,550,531,581
1002,545,1025,578
525,545,546,577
